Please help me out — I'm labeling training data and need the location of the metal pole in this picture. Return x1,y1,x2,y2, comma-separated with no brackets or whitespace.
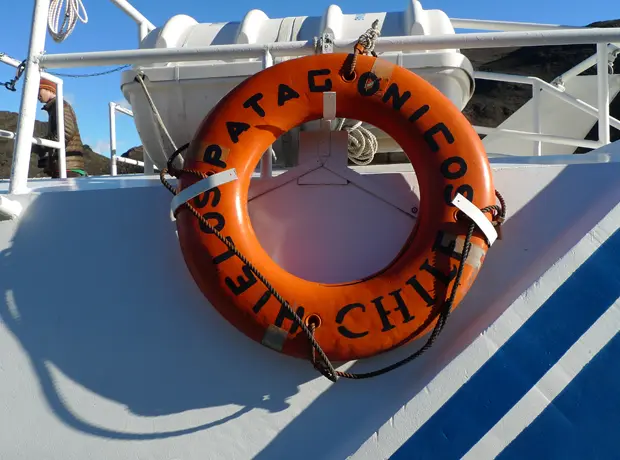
1,129,63,149
114,105,133,117
474,125,602,149
474,71,534,85
260,51,273,179
597,43,611,145
109,0,155,30
450,18,580,32
9,0,51,194
532,81,542,156
55,79,67,178
139,21,149,42
38,27,620,68
109,102,118,176
1,52,65,86
115,156,146,167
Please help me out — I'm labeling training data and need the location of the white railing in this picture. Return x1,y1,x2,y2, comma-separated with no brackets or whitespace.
8,0,155,193
472,47,619,156
1,52,68,179
443,19,618,155
7,0,620,193
450,18,583,32
37,28,620,68
108,102,156,176
109,0,155,42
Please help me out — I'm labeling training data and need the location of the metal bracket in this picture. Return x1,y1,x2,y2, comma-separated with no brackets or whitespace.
315,32,334,54
250,89,418,219
550,76,565,91
608,50,617,74
451,193,498,246
171,169,238,217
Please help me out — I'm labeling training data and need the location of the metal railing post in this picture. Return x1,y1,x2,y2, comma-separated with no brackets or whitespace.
109,0,155,31
55,78,67,178
597,43,611,145
532,81,542,156
9,0,51,194
108,102,155,174
139,21,149,43
109,102,118,176
260,50,274,179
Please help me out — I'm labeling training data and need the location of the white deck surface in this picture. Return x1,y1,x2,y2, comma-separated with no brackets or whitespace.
0,148,619,458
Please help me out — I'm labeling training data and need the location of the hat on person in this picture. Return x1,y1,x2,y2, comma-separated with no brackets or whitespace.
39,78,56,94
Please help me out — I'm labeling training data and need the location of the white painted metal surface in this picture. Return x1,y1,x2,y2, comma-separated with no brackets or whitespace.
38,28,620,68
0,147,619,458
4,0,620,458
118,1,475,170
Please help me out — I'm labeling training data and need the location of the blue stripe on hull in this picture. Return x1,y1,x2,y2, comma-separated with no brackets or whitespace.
498,331,620,459
391,228,620,460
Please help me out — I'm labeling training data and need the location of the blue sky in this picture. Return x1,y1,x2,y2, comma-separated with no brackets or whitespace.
0,0,614,158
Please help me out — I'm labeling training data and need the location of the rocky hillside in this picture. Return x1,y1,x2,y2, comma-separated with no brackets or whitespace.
0,19,618,177
0,110,143,177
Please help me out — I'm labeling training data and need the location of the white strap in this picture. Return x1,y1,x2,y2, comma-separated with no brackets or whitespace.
452,193,498,246
171,169,238,216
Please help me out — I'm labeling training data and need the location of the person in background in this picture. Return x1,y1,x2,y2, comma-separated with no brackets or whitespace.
34,78,87,178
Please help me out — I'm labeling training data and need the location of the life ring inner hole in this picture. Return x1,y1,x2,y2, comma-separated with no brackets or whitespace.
248,123,421,285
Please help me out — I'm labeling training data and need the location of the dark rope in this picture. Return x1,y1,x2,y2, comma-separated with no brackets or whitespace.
161,143,506,382
160,144,338,381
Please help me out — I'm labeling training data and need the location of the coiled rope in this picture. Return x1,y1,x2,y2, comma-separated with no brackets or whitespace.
47,0,88,43
336,119,379,165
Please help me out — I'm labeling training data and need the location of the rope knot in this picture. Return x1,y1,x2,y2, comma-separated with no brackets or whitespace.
354,19,381,56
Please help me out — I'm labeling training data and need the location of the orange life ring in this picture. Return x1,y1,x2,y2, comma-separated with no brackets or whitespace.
175,53,496,362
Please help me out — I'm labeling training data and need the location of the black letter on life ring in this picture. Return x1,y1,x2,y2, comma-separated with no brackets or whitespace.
308,69,332,92
193,186,221,209
409,104,430,123
440,156,468,180
424,122,455,152
336,303,369,338
244,93,266,117
203,144,227,168
212,236,236,265
225,264,258,295
274,304,305,334
382,83,411,110
371,289,415,332
407,259,457,308
278,84,300,106
358,71,380,96
199,211,225,234
370,296,395,332
440,157,473,206
226,121,251,144
252,290,272,314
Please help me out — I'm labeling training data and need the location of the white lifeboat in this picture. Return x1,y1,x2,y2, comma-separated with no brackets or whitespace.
120,0,474,170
